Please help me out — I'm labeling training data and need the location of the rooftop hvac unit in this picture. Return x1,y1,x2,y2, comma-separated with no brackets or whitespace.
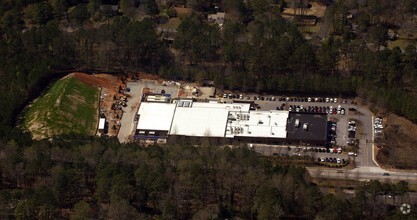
295,119,300,127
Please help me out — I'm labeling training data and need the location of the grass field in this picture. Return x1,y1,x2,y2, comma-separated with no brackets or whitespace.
23,76,99,139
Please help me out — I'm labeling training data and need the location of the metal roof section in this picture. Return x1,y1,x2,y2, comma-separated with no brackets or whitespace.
136,102,176,131
170,107,229,137
226,110,289,138
98,118,106,130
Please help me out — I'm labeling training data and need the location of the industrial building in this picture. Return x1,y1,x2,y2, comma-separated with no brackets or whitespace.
286,112,328,145
134,99,328,146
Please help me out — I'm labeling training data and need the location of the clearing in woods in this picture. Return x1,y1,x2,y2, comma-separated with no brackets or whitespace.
23,73,102,139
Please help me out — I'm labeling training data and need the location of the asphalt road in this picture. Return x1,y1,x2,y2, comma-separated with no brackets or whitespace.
307,167,417,183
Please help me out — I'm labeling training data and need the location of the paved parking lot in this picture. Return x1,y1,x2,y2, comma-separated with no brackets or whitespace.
219,94,375,167
123,87,375,168
251,144,349,164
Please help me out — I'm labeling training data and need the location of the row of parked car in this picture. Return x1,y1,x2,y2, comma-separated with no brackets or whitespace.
374,117,383,135
318,157,347,164
222,94,352,104
328,121,337,145
283,104,346,115
223,93,278,101
278,97,347,103
347,120,357,145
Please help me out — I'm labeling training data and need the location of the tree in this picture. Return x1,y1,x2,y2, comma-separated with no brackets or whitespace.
71,4,90,25
289,42,317,75
254,184,284,219
87,0,101,18
107,198,142,220
368,25,388,51
317,37,340,74
49,0,68,18
70,201,94,220
174,15,221,65
23,3,54,25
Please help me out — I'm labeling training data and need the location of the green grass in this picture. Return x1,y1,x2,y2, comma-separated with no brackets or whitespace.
23,76,99,139
160,18,181,29
387,39,415,50
298,25,320,34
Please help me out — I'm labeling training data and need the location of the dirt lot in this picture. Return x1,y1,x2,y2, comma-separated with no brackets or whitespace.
69,73,124,137
376,114,417,169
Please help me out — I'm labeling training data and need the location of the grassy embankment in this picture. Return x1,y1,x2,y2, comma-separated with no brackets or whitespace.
23,76,99,139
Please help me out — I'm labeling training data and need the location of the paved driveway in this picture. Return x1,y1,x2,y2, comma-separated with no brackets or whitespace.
117,80,179,143
117,81,144,143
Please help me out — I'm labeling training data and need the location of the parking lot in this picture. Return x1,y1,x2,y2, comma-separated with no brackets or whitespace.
219,93,377,168
118,85,378,168
252,144,349,165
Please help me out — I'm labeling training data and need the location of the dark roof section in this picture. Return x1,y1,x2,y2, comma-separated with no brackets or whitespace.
286,112,328,144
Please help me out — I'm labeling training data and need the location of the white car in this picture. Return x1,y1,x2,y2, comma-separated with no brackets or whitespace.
334,98,338,103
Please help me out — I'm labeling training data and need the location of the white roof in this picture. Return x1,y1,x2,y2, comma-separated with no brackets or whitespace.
226,110,289,138
137,102,176,131
98,118,106,130
170,107,228,137
192,102,250,112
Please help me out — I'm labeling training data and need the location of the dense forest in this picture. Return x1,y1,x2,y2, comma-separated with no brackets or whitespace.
1,0,417,140
1,0,417,218
0,135,414,219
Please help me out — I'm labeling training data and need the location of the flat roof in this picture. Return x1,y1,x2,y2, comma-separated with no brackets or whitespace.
286,112,328,143
192,102,250,112
170,107,228,137
137,102,176,131
99,118,106,129
226,110,289,138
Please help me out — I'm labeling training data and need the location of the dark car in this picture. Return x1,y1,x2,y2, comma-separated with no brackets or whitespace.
383,173,390,176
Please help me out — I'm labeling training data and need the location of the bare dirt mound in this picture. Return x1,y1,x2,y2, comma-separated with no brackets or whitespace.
69,72,112,88
135,71,160,80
